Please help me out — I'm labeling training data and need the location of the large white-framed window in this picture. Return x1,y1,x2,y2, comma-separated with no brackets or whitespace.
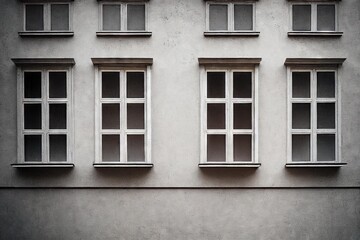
12,58,75,167
285,58,346,167
20,1,73,36
198,58,261,167
204,1,259,36
92,58,152,167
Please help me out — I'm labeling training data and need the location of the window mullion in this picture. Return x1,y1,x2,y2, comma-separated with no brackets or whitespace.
311,70,317,162
229,3,234,32
43,70,49,163
120,71,126,163
227,70,233,163
312,3,316,31
122,4,126,31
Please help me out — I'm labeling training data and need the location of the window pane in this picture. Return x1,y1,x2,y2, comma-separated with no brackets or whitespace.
207,72,225,98
292,103,311,129
127,72,144,98
317,72,335,98
317,5,335,31
207,135,226,162
24,135,42,162
49,72,67,98
234,5,253,31
293,5,311,31
49,135,67,162
127,135,145,162
26,5,44,31
317,134,335,161
127,103,144,129
207,103,225,129
103,5,121,31
233,72,252,98
127,4,145,31
234,135,252,161
234,103,252,129
102,103,120,129
51,4,69,31
49,104,67,129
292,72,310,98
24,72,41,98
292,135,310,161
102,135,120,162
24,104,42,129
317,103,335,129
102,72,120,98
209,4,228,30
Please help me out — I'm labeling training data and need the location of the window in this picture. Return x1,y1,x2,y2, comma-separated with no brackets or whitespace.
92,58,152,167
12,58,75,167
289,1,342,36
21,1,73,36
205,1,259,36
285,58,346,167
97,1,151,36
198,58,261,167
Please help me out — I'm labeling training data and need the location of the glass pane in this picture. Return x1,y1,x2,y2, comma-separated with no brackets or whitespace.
292,72,310,98
127,72,144,98
102,103,120,129
51,4,69,31
127,135,145,162
24,135,42,162
209,4,228,31
234,103,252,129
103,5,121,31
317,134,335,161
49,72,67,98
234,5,253,31
127,103,144,129
207,135,226,162
317,103,335,129
24,104,42,129
233,72,252,98
127,4,145,31
292,135,310,161
49,104,67,129
317,72,335,98
234,135,252,161
26,5,44,31
102,135,120,162
207,72,225,98
207,104,225,129
317,5,335,31
292,5,311,31
292,103,311,129
49,135,67,162
102,72,120,98
24,72,41,98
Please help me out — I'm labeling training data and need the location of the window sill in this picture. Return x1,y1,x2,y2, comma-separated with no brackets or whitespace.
96,31,152,37
288,31,343,37
19,31,74,37
286,162,347,168
204,31,260,37
199,163,261,168
12,163,74,168
93,163,153,168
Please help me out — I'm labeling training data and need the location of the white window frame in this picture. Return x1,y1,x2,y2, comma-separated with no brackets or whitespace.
94,66,152,166
23,2,72,32
206,1,256,32
290,2,338,32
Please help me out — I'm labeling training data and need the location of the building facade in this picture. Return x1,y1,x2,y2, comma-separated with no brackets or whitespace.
0,0,359,239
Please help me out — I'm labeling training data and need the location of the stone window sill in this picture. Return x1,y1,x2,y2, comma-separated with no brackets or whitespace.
288,31,343,37
93,163,153,168
19,31,74,37
204,31,260,37
96,31,152,37
286,162,346,168
12,163,74,168
199,163,261,168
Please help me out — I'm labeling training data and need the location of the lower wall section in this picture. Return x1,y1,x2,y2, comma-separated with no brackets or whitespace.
0,189,359,240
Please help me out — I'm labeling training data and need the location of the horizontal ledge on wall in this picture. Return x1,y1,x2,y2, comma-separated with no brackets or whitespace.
19,31,74,37
96,31,152,37
93,163,153,168
11,163,75,168
286,163,347,168
20,0,73,2
287,0,340,2
199,163,261,168
12,58,76,66
198,58,261,67
97,0,149,1
204,31,260,37
91,58,153,67
284,58,346,67
288,31,343,37
203,0,259,2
